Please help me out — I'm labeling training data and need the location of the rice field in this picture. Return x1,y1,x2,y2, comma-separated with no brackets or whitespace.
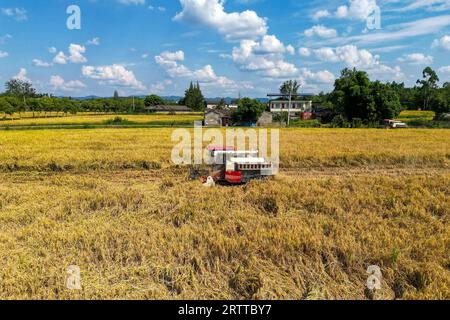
0,113,203,127
0,128,448,300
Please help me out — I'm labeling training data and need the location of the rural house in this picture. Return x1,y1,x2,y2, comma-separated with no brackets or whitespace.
269,100,313,117
204,109,232,127
257,112,273,127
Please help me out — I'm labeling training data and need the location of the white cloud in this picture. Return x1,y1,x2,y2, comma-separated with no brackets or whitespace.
392,0,450,12
335,0,378,21
1,7,27,21
299,47,311,57
300,68,336,84
13,68,31,82
438,66,450,73
0,51,8,58
314,45,381,68
50,75,86,92
432,35,450,51
312,9,330,20
286,45,295,55
82,64,146,91
311,44,404,80
230,39,299,78
398,53,434,64
173,0,268,40
304,25,337,38
53,44,87,64
155,50,247,92
86,37,100,46
48,47,57,54
53,52,68,65
32,59,53,67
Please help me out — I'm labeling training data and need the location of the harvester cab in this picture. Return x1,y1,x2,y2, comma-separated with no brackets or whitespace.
204,146,274,185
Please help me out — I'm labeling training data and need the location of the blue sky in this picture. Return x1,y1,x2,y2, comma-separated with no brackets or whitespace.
0,0,449,97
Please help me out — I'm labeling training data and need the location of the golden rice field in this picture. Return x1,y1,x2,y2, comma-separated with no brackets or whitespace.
0,128,448,300
0,113,203,127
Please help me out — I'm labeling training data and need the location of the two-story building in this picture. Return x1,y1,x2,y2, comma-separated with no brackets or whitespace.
269,100,313,117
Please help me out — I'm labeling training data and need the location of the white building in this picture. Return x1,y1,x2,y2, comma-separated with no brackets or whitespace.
269,100,312,114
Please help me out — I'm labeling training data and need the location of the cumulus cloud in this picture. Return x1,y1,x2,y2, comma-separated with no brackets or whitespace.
53,44,87,64
432,35,450,51
312,45,404,81
304,25,337,38
229,39,299,78
82,64,146,91
13,68,31,82
173,0,268,40
32,59,53,67
312,9,330,21
398,53,433,64
0,51,8,58
299,47,311,57
155,50,251,92
336,0,378,21
50,75,86,92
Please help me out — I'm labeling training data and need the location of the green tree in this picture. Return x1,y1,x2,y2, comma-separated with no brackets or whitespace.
113,90,119,100
280,80,301,97
144,94,165,107
183,82,205,111
5,79,36,98
0,97,14,118
417,67,439,110
371,81,403,120
431,83,450,116
233,97,266,122
331,68,375,121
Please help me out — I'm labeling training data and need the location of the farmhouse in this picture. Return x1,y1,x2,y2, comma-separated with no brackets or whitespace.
204,109,232,127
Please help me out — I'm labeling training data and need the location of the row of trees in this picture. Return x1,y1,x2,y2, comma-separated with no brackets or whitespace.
0,79,211,117
308,67,450,125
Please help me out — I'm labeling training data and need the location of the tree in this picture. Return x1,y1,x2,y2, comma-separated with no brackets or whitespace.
144,94,165,107
331,68,402,123
113,90,120,100
183,82,205,111
5,79,36,98
280,80,301,97
331,68,375,121
0,97,14,118
417,67,439,110
216,98,227,110
233,98,266,122
371,81,403,120
431,83,450,116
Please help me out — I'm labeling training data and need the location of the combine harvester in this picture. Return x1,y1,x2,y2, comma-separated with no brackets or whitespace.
196,146,275,186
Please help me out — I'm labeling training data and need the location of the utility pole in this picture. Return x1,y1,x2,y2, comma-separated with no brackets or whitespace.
132,96,135,112
287,83,292,127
